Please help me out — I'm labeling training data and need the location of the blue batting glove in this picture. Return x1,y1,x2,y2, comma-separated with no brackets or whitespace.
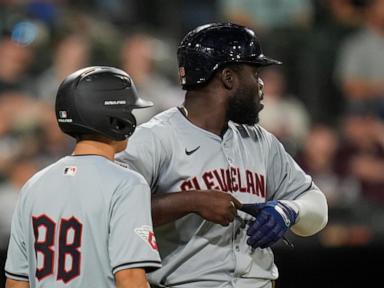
239,200,297,249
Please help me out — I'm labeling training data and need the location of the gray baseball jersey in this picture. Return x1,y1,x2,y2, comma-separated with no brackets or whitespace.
5,155,161,287
116,107,316,288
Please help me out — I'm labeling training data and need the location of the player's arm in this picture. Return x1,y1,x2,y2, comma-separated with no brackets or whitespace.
109,179,161,285
5,279,29,288
5,188,30,288
282,185,327,236
241,130,328,249
152,190,241,227
115,268,149,288
267,133,328,235
240,186,327,249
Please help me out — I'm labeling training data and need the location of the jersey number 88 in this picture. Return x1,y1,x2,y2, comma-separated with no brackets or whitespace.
32,215,83,284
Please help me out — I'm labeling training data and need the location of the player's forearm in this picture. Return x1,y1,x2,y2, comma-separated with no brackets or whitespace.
6,279,29,288
151,192,198,226
115,268,149,288
288,188,328,236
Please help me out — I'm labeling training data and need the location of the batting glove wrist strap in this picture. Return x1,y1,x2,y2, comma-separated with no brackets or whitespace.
240,200,298,249
274,201,298,227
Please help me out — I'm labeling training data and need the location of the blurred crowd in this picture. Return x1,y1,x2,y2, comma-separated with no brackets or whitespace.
0,0,383,250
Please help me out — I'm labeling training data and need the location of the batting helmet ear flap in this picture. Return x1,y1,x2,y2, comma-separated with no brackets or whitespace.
109,113,137,138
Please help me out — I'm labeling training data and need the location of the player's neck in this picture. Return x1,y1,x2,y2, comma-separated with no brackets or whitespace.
183,95,228,136
72,140,116,161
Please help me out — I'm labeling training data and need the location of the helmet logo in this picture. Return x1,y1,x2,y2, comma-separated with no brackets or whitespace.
58,110,73,123
179,67,186,85
59,111,68,118
104,100,127,105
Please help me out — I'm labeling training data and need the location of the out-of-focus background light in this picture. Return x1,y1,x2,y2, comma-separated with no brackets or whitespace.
11,21,38,45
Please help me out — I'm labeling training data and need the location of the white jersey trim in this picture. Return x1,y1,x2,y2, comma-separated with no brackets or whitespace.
112,260,162,274
5,270,29,281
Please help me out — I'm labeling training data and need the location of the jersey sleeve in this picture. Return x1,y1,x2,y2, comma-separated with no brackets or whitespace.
116,126,166,191
265,133,313,201
4,193,29,282
109,176,161,274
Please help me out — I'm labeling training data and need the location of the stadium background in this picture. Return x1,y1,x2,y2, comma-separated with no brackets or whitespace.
1,0,384,287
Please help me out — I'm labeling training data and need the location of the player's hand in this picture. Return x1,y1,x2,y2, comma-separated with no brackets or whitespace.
194,190,242,226
239,200,297,249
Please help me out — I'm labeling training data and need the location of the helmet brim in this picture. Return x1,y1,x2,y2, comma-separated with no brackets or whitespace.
218,55,282,71
133,97,154,109
253,54,282,67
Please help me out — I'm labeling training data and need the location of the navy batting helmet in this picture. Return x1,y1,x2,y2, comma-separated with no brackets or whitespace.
177,23,282,90
55,66,153,140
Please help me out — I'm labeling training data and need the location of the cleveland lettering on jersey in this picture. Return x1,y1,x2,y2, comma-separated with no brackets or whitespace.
180,166,266,198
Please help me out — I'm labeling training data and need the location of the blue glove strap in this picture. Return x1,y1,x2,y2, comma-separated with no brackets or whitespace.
242,200,297,249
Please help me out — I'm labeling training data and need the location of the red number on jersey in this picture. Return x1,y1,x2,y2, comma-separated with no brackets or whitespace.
32,215,83,284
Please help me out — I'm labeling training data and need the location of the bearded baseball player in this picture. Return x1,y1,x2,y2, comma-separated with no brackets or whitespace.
117,23,328,288
4,66,161,288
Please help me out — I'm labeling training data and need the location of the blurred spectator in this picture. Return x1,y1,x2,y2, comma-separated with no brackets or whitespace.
26,1,58,27
313,0,364,26
120,32,182,123
0,37,34,94
33,33,91,103
335,0,384,119
0,92,72,180
259,67,310,155
219,0,313,33
297,123,377,247
297,124,360,208
335,105,384,205
0,93,40,180
298,0,362,124
178,0,218,35
94,0,135,25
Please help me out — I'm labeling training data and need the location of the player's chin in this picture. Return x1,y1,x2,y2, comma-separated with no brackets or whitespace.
254,113,261,124
254,102,264,115
249,105,263,125
238,112,260,126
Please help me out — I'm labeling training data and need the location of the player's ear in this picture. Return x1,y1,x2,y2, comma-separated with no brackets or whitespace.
220,67,237,90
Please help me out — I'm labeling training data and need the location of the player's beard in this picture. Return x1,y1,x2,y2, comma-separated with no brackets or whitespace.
227,87,264,125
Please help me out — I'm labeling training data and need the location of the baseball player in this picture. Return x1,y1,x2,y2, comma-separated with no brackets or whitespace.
4,66,161,288
116,23,328,288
